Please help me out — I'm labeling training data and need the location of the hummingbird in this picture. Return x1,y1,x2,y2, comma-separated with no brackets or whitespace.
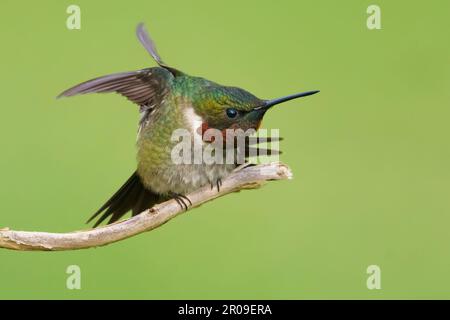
58,24,319,227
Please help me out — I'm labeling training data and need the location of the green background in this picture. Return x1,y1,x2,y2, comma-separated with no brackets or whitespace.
1,0,449,299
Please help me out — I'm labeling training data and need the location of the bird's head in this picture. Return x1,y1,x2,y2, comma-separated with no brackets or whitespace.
192,84,319,133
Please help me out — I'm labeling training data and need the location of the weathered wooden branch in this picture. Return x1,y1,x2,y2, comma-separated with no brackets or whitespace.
0,162,292,251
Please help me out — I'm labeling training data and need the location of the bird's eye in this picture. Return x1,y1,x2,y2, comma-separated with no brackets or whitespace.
226,108,238,119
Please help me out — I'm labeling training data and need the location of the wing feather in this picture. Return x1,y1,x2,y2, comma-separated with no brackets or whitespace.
57,68,172,107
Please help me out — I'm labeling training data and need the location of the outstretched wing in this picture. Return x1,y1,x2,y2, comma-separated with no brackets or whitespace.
57,67,173,132
57,67,172,106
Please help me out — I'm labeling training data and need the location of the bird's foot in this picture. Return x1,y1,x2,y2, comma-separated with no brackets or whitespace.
169,193,192,211
233,162,255,173
210,178,223,192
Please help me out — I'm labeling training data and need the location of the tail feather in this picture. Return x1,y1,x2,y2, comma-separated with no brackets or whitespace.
88,172,160,228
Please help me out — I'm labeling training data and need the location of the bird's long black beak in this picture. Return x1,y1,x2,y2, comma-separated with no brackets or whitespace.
263,90,320,109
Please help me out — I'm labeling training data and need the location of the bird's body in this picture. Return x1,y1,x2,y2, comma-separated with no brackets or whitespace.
136,72,237,195
58,24,319,227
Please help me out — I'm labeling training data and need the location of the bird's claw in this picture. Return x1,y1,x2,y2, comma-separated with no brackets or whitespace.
210,178,223,192
170,193,192,211
233,162,255,172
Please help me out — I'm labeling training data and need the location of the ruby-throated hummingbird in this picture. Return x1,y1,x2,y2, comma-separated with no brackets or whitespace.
58,24,319,227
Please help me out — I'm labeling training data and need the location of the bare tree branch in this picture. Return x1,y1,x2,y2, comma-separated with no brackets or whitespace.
0,162,292,251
